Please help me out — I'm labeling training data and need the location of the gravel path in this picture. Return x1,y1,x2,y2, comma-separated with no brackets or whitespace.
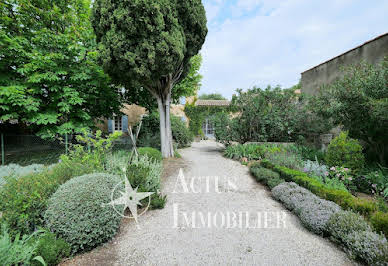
113,140,354,265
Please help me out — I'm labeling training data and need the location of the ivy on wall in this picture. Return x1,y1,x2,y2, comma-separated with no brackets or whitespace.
184,98,231,137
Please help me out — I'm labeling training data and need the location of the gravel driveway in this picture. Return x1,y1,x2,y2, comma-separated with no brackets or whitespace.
64,140,354,265
114,141,354,265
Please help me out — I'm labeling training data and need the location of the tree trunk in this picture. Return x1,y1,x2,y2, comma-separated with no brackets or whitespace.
156,86,174,158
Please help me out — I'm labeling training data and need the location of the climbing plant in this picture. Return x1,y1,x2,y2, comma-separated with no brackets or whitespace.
184,98,230,138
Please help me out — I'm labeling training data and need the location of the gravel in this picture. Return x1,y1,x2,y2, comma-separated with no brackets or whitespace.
64,140,355,265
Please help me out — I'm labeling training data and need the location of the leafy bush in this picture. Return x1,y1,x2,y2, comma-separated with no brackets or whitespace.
127,155,162,193
31,232,70,266
344,231,388,265
138,147,163,163
138,112,193,150
311,59,388,165
356,170,388,197
0,224,45,266
327,211,372,243
44,173,124,254
61,130,122,171
171,115,193,148
303,159,328,178
325,131,365,171
265,152,303,170
0,161,95,237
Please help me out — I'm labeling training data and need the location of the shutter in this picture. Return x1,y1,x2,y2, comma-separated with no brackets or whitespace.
122,116,129,133
108,119,113,133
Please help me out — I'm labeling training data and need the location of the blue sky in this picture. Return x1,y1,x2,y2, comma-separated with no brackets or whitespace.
199,0,388,99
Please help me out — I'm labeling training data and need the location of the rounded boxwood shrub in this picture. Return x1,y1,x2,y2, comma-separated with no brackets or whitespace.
44,173,124,254
325,131,365,171
327,211,372,244
138,147,162,162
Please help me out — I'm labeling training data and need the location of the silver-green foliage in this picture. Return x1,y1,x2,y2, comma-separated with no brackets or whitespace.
272,182,341,234
344,231,388,265
327,211,388,265
0,164,49,187
44,173,124,254
129,155,162,193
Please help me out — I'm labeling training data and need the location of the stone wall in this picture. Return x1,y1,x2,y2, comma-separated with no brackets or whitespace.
301,33,388,95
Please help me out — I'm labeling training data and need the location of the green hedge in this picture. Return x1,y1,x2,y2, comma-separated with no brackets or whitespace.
0,162,95,236
249,167,285,189
260,159,387,237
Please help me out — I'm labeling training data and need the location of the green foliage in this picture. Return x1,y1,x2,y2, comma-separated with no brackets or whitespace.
198,93,227,100
92,0,207,110
0,224,45,266
311,59,388,165
370,212,388,237
126,155,162,194
171,115,194,148
356,170,388,197
61,130,122,171
31,232,70,266
221,86,319,143
250,167,280,186
138,112,193,149
0,161,95,237
184,100,230,138
138,147,163,163
325,131,365,171
173,55,203,103
149,194,167,210
265,152,304,170
263,160,387,237
44,173,123,254
0,0,121,137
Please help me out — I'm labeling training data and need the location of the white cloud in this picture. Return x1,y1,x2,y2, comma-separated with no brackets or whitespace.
200,0,388,98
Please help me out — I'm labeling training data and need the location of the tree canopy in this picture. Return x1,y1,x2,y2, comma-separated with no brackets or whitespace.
198,93,227,100
311,59,388,165
92,0,207,157
0,0,121,137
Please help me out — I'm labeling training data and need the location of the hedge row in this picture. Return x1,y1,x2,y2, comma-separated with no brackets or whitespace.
260,159,388,237
271,182,388,265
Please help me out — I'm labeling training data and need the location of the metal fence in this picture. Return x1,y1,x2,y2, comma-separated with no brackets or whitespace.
0,134,135,166
0,134,70,166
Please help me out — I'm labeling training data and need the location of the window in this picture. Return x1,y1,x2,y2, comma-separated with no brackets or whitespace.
113,116,122,132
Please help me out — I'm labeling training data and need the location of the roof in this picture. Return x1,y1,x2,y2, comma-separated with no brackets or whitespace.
195,100,231,106
301,32,388,74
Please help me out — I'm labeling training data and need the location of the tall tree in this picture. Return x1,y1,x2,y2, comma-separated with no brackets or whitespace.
0,0,121,137
92,0,207,157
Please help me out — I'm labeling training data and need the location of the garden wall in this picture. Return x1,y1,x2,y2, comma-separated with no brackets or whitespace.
301,33,388,95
